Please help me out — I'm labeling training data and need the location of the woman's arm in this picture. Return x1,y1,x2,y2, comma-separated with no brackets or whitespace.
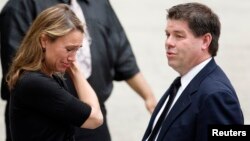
67,62,103,129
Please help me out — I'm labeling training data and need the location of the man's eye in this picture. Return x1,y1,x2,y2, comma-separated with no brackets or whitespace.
176,34,183,38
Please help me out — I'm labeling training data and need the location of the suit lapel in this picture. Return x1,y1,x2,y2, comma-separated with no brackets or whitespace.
157,59,218,140
142,90,171,140
157,86,193,140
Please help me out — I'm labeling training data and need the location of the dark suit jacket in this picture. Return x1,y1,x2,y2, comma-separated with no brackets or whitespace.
142,59,244,141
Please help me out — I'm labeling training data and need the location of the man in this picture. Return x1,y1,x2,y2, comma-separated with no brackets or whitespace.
142,2,244,141
0,0,156,141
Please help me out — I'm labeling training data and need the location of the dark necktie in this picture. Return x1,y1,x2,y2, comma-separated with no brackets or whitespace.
147,77,181,141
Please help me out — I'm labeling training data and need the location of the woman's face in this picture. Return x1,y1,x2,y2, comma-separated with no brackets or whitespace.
42,29,83,75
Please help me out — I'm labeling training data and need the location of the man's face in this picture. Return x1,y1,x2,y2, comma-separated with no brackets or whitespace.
165,19,209,75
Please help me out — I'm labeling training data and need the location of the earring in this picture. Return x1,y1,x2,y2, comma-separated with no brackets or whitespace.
42,48,46,52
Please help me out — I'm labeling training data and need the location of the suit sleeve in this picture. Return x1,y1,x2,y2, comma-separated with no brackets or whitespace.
195,91,244,141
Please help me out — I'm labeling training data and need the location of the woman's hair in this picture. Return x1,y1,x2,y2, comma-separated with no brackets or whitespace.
6,4,84,90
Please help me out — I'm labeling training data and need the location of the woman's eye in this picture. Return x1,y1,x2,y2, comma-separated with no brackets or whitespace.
66,48,75,52
66,47,79,53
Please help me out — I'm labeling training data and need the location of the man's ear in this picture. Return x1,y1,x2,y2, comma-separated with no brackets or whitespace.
202,33,212,50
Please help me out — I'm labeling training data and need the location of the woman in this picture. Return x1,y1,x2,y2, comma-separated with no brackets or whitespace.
6,4,103,141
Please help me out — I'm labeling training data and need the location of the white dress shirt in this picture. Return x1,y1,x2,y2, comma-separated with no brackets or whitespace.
70,0,92,78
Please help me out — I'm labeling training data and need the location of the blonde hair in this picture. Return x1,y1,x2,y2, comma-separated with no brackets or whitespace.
6,4,84,90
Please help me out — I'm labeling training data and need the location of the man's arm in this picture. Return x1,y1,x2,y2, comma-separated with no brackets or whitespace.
126,72,157,114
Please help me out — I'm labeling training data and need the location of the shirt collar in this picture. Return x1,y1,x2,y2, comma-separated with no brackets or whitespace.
181,57,212,89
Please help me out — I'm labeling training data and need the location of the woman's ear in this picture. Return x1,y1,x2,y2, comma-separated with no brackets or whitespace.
40,33,48,49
